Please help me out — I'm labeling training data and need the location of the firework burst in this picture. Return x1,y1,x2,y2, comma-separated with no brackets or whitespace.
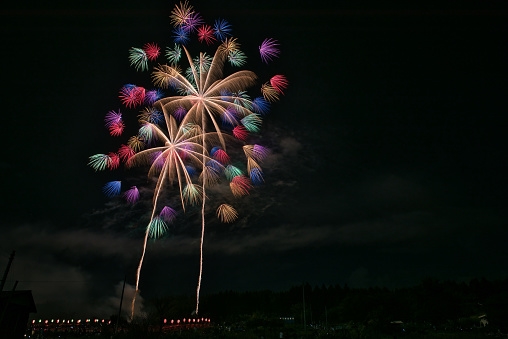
259,38,280,63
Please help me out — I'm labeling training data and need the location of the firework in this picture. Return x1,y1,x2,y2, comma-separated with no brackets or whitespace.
88,1,287,319
129,47,148,71
160,206,178,223
165,44,182,64
88,154,113,171
118,144,135,163
119,84,146,108
103,181,121,197
259,38,280,63
213,18,232,41
144,43,160,61
170,1,194,27
197,25,216,45
270,74,289,94
217,203,238,223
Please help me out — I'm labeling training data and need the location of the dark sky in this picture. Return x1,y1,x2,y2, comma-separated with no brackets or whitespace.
1,1,507,318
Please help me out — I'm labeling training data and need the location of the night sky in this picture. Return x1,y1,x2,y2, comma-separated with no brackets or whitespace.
1,1,507,318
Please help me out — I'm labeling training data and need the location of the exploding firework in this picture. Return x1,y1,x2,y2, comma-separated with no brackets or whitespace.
88,0,287,319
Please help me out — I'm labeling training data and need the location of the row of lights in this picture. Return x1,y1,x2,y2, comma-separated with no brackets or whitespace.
32,319,111,325
32,318,210,325
163,318,211,324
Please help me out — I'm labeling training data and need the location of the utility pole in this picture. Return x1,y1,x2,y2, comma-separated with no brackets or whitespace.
115,275,127,336
325,306,328,329
0,250,15,292
302,284,306,331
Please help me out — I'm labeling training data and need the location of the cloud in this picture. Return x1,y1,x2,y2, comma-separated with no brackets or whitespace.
2,223,140,260
279,137,302,156
192,209,433,257
264,135,304,172
0,222,152,318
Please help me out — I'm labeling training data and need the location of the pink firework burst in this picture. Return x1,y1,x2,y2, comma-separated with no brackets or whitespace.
232,126,248,141
118,144,135,163
104,110,122,127
197,25,216,45
244,144,270,162
108,121,125,136
212,149,230,165
230,175,252,197
252,144,270,161
119,85,146,108
174,106,187,121
107,152,120,170
131,86,146,106
144,89,164,105
270,74,288,94
259,38,280,63
183,12,203,32
124,186,140,204
160,206,178,223
143,43,160,61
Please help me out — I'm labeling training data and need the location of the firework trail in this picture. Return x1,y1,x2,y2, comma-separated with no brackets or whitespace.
88,0,287,319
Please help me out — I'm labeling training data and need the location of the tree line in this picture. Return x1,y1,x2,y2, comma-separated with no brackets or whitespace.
143,277,508,333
